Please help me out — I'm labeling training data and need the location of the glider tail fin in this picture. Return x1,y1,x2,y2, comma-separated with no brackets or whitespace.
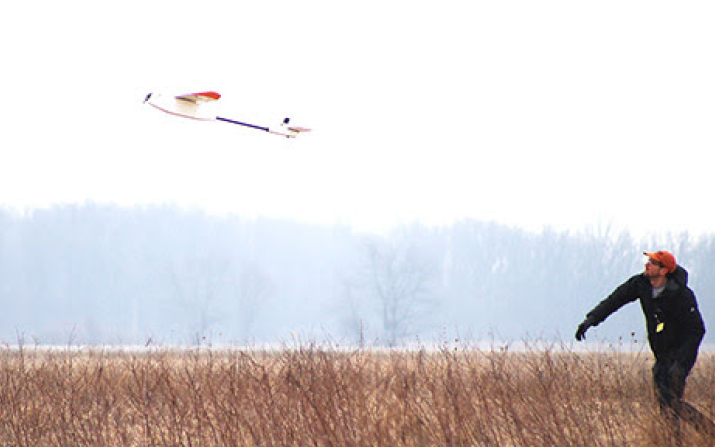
217,115,311,138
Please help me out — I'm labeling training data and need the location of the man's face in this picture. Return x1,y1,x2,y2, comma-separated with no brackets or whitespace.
644,258,667,278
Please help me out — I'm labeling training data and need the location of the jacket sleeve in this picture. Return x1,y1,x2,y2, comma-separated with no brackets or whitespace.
586,276,640,326
675,288,706,366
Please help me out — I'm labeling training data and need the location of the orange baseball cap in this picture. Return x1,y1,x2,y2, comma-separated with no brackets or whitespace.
644,250,677,273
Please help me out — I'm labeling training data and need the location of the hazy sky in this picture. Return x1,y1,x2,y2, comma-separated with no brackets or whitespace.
3,1,714,237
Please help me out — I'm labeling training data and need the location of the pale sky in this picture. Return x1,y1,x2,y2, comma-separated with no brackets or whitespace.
2,1,714,238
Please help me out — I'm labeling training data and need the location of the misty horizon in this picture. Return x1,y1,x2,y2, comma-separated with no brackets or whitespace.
1,203,711,348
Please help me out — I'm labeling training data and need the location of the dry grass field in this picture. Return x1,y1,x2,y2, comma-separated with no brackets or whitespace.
1,343,714,446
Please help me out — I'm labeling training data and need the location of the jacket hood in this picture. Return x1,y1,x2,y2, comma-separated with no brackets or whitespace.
668,265,688,288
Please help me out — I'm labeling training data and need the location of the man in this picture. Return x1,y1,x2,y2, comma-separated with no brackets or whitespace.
575,250,706,419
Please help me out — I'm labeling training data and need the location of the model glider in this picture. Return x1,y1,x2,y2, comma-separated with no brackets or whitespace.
144,91,311,138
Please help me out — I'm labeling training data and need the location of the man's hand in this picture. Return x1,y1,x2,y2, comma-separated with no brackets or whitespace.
575,316,596,341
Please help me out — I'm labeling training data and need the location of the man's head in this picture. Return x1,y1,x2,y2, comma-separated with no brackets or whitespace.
644,250,677,276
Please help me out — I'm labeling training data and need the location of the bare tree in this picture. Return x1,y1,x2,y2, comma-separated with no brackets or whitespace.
359,236,436,346
169,254,233,342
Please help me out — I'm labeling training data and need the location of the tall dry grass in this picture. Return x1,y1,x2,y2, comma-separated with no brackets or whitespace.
1,343,713,446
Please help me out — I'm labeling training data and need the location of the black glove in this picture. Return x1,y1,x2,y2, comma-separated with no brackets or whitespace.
575,316,596,341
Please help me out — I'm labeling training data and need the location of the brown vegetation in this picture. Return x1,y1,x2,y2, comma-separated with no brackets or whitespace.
1,344,713,446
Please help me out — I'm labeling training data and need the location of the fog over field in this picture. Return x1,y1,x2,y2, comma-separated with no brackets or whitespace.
1,205,712,347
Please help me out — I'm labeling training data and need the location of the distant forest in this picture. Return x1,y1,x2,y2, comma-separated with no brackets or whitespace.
0,204,713,346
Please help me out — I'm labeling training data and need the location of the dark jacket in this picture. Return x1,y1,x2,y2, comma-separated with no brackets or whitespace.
587,266,705,367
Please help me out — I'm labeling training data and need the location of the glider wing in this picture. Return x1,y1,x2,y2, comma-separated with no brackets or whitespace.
145,92,217,120
175,91,221,103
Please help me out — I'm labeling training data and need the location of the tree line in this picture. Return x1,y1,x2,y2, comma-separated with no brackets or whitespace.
0,204,712,346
